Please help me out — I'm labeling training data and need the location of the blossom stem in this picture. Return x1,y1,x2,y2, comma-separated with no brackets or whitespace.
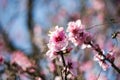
60,52,66,67
89,42,120,74
59,51,67,80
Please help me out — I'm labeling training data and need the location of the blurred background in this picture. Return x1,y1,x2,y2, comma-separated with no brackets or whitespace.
0,0,120,80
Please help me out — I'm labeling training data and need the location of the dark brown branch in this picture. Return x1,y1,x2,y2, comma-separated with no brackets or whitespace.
59,51,67,80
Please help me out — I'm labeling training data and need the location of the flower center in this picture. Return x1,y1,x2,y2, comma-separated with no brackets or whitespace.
55,36,63,42
68,62,73,69
72,29,78,34
79,32,84,37
0,56,3,64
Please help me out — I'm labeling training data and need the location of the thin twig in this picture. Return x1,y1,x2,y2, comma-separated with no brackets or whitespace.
59,52,67,80
89,42,120,74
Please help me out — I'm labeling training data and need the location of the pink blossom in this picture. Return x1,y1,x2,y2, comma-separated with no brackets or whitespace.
94,53,109,71
106,51,115,62
11,51,33,71
92,0,105,11
67,20,85,33
86,72,97,80
48,62,56,72
84,32,93,44
48,26,68,51
67,20,85,46
99,61,109,71
65,57,78,76
81,32,92,49
98,75,108,80
46,26,68,60
67,19,91,46
80,61,93,72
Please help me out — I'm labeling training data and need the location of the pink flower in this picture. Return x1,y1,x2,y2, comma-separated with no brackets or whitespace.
79,61,93,72
48,62,56,72
46,26,68,60
84,32,93,44
11,51,33,71
106,51,115,62
67,19,90,46
94,53,109,71
67,20,85,33
65,57,78,76
99,61,109,71
86,72,97,80
48,26,68,52
81,32,92,49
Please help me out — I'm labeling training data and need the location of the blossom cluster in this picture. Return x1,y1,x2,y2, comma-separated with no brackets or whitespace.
46,19,116,78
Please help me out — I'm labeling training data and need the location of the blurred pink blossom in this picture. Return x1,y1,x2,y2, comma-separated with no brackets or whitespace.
92,0,105,11
84,32,93,44
79,61,93,72
81,32,92,49
11,51,33,71
67,20,85,32
106,51,115,62
99,61,109,71
98,75,108,80
86,72,97,80
48,62,56,72
94,53,109,71
65,57,78,76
